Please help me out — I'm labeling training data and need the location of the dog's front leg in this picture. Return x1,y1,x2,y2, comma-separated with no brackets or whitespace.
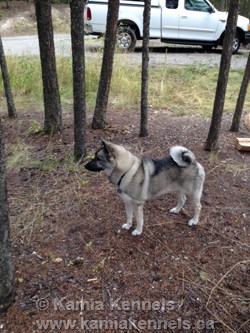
131,203,144,236
122,198,133,231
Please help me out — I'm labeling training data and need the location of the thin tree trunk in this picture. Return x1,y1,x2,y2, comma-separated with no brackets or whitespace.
0,118,14,313
230,51,250,132
92,0,119,129
140,0,151,137
35,0,62,134
204,0,239,151
70,0,87,160
0,36,17,118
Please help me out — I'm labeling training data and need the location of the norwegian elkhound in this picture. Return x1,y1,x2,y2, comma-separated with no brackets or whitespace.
85,138,205,236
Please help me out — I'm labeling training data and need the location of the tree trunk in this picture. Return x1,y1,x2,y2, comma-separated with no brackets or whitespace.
204,0,239,151
35,0,62,134
0,118,14,313
0,36,17,118
140,0,151,137
91,0,119,129
70,0,87,160
230,51,250,132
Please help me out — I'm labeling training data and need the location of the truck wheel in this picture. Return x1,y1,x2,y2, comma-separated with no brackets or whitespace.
232,32,240,54
117,26,137,52
222,31,241,54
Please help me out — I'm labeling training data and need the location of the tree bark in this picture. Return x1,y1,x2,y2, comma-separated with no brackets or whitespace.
204,0,240,151
70,0,87,160
0,35,17,118
0,118,14,313
230,51,250,132
91,0,119,129
35,0,62,134
140,0,151,137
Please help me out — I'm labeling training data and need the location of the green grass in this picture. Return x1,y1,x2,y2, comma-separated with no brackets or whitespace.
5,142,60,172
6,142,36,171
0,53,249,117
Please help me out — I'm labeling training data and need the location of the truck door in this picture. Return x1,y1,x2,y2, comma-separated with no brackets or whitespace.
179,0,219,41
161,0,179,38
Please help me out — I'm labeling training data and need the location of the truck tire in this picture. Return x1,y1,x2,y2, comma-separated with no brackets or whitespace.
232,32,240,54
116,26,137,52
222,31,241,54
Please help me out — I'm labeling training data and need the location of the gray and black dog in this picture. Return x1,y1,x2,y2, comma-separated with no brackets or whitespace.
85,138,205,236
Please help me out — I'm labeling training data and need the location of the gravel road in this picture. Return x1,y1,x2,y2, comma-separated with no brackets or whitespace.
2,35,249,69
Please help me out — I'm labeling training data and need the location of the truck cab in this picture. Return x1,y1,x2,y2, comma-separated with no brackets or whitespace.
84,0,250,53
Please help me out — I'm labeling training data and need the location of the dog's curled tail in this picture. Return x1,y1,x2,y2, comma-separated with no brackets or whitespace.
170,146,196,167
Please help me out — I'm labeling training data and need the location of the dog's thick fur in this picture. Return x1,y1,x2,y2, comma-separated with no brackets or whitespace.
85,138,205,236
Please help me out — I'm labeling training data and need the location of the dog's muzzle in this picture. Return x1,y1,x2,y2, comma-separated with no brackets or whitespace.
84,160,104,172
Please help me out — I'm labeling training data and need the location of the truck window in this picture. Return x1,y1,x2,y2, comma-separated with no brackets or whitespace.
166,0,178,9
185,0,211,12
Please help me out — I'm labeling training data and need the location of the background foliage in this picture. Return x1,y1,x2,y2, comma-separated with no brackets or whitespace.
213,0,250,18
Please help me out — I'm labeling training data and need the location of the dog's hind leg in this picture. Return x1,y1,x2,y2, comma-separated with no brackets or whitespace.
170,192,186,214
132,203,144,236
188,192,202,226
122,197,134,231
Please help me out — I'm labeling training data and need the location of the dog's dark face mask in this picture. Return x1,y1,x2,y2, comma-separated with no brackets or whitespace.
84,138,116,173
84,148,106,172
85,138,118,173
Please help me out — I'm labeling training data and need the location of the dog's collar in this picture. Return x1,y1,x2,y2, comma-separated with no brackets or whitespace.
111,159,141,189
117,172,127,187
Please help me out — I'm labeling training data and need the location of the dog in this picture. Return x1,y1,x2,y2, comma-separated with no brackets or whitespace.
85,138,205,236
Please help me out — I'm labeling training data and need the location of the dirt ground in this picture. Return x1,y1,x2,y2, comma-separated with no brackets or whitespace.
0,108,249,333
0,1,250,332
0,1,70,36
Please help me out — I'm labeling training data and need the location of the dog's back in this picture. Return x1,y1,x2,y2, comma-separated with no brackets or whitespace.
126,146,205,200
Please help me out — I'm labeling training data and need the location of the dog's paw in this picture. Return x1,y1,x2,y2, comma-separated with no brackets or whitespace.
122,223,132,230
132,229,142,236
170,207,179,214
188,219,198,227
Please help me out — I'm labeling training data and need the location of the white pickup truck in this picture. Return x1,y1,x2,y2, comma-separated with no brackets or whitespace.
84,0,250,54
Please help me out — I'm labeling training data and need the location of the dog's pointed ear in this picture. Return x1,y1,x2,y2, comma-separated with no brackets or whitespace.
99,137,116,158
